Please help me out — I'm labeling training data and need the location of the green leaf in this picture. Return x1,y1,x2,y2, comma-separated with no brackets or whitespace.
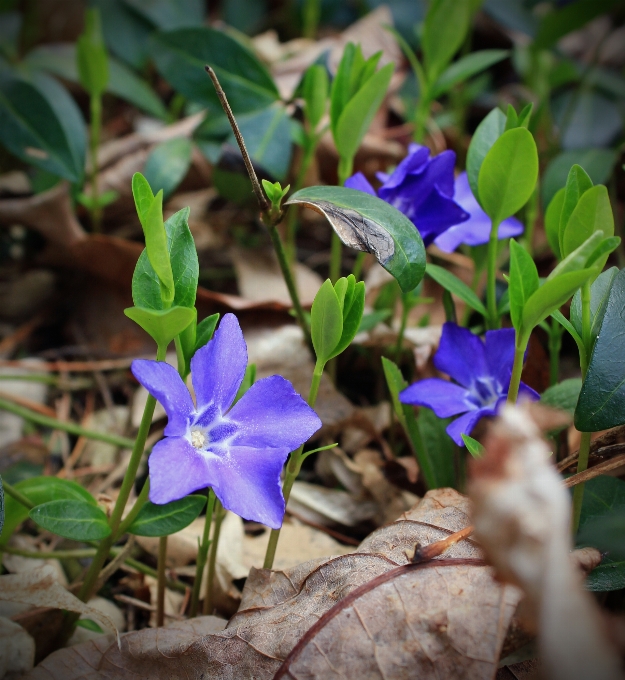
541,378,582,416
234,363,256,405
466,107,506,200
30,499,111,541
1,477,96,545
522,269,595,336
578,507,625,562
76,619,104,633
381,357,439,489
431,49,509,98
576,475,625,591
461,434,484,458
551,309,584,357
195,313,220,352
302,63,329,130
132,172,154,224
76,8,109,96
422,0,471,83
143,191,175,305
418,407,456,489
575,268,625,431
558,164,593,257
124,306,195,348
0,72,85,182
561,185,614,259
357,309,391,333
504,103,518,131
544,187,565,260
143,137,192,200
334,62,394,164
508,239,539,330
310,280,343,364
548,230,604,281
329,279,365,359
150,27,279,113
517,102,533,128
132,207,199,311
330,43,358,137
586,236,620,269
127,495,206,537
425,263,487,317
477,127,538,225
286,186,426,293
570,266,618,344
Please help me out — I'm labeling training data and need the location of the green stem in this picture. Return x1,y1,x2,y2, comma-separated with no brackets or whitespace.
571,282,592,533
0,397,135,449
548,320,564,387
189,489,216,618
302,0,320,38
116,480,150,537
486,218,502,330
156,536,167,627
330,156,354,283
351,251,366,281
89,93,102,232
523,184,539,257
507,336,528,404
265,217,312,350
2,480,35,509
263,360,324,569
77,344,166,603
203,500,225,615
394,299,409,362
413,95,431,144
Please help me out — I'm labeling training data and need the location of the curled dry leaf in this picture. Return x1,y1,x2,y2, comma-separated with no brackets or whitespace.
25,489,521,680
470,405,625,680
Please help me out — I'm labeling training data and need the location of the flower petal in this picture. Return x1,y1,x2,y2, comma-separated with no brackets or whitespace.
434,323,487,390
229,375,322,450
207,445,290,528
191,313,247,415
446,407,494,446
399,378,472,418
131,360,194,437
517,382,541,403
344,172,377,196
148,437,211,504
484,328,517,391
422,150,456,198
413,186,470,245
378,145,429,190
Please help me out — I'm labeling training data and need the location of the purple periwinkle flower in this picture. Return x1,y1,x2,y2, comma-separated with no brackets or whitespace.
433,172,524,253
399,323,539,446
131,314,322,529
344,143,469,246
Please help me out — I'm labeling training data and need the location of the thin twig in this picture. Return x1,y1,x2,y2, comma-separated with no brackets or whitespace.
204,66,269,212
563,454,625,488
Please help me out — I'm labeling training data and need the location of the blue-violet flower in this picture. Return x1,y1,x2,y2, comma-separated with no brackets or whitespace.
399,323,539,446
131,314,322,529
345,143,469,246
433,171,524,252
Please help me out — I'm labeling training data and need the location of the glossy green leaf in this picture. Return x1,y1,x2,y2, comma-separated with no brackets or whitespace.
504,103,518,131
195,313,220,352
541,378,582,416
311,280,343,364
431,49,508,98
570,267,618,345
425,263,486,317
143,137,192,200
142,190,174,305
76,8,109,96
522,269,595,336
124,306,195,348
330,279,365,359
302,64,329,130
127,495,206,537
575,268,625,431
577,475,625,591
1,476,96,545
586,236,620,269
558,164,593,257
544,187,565,260
151,27,278,113
561,185,613,259
477,127,538,225
330,43,358,137
132,172,154,224
418,407,456,489
381,357,439,489
30,499,111,541
286,186,426,293
422,0,471,82
508,240,539,330
461,434,484,458
517,102,533,128
334,62,393,164
0,72,85,182
132,207,199,311
548,230,604,281
466,107,506,200
578,507,625,562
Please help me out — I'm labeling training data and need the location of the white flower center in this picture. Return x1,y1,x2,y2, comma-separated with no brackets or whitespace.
190,429,207,449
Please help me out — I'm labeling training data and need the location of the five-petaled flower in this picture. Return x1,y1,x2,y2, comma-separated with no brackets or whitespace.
131,314,322,529
399,323,539,445
345,143,469,246
433,171,524,253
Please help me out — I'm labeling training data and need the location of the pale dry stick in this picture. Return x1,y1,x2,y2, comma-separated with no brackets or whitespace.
562,454,625,489
0,389,57,417
114,594,185,621
409,525,474,564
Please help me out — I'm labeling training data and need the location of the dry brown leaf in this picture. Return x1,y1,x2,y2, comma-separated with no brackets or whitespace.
25,489,520,679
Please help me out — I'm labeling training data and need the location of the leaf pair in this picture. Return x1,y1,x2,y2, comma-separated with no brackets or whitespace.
330,43,393,166
310,275,365,365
